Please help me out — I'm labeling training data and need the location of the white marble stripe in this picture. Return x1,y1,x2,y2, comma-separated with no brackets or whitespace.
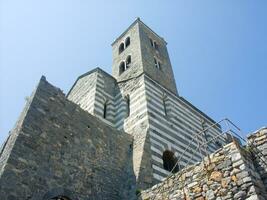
145,90,220,137
153,173,164,181
149,129,201,160
144,78,220,128
152,165,170,176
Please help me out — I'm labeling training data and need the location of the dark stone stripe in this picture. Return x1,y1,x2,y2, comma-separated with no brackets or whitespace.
150,135,200,162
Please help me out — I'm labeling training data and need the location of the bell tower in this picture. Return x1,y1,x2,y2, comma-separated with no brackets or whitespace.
112,18,178,95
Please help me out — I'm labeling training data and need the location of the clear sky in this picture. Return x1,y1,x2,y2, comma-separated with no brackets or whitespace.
0,0,266,145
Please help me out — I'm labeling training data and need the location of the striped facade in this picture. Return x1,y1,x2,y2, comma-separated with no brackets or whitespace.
67,18,225,189
67,70,223,186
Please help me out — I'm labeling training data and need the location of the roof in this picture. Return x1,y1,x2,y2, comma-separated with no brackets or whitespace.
111,17,167,46
66,67,116,97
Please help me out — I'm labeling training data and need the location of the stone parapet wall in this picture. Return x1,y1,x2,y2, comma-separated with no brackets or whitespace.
247,127,267,190
139,142,267,200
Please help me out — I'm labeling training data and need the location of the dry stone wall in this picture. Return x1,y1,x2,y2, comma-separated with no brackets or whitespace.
247,128,267,191
139,141,267,200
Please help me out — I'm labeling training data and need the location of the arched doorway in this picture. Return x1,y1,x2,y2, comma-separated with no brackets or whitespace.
162,150,179,173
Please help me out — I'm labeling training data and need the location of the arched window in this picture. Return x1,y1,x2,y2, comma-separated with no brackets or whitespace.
125,37,130,48
154,57,161,69
119,43,124,54
153,41,159,50
126,55,131,69
149,38,154,47
215,140,223,148
149,38,159,50
119,61,126,75
103,100,108,119
162,150,179,173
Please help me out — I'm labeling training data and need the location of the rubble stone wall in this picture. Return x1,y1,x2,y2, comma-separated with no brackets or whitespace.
248,128,267,191
139,142,267,200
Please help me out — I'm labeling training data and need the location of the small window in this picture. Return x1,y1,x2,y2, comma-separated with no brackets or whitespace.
126,55,131,69
215,140,223,148
149,38,159,50
150,38,154,47
162,150,179,173
154,57,161,69
125,37,130,48
153,41,159,50
119,61,126,75
103,100,108,119
119,43,124,54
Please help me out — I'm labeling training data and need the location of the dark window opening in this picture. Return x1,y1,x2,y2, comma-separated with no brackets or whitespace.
150,38,154,47
126,55,131,69
103,101,108,119
215,140,222,148
150,38,159,50
119,61,126,75
154,57,161,69
125,37,130,48
119,43,124,54
153,41,159,50
162,150,179,173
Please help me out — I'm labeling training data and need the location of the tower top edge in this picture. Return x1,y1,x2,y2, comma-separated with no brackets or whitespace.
111,18,167,46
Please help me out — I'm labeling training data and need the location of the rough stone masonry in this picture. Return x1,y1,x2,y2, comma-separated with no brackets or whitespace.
139,129,267,200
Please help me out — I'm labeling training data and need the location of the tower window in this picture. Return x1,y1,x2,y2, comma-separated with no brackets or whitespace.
119,61,126,74
125,37,130,48
119,43,124,54
154,57,161,69
150,38,154,47
162,150,179,173
153,41,159,50
126,55,131,69
149,38,159,50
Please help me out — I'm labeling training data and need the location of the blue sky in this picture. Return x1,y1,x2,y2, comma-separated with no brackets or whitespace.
0,0,266,144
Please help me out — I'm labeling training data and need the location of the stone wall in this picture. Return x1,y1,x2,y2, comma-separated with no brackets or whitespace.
143,75,224,183
0,76,135,200
139,142,267,200
138,20,178,95
68,68,120,127
112,20,143,81
247,127,267,190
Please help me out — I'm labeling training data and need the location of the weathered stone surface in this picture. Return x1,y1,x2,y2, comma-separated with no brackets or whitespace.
210,171,223,182
139,140,267,200
0,77,135,200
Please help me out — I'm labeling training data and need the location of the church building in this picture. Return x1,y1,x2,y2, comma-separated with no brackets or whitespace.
0,18,226,200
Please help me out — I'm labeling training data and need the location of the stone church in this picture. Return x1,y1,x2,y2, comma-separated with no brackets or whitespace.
1,18,266,200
